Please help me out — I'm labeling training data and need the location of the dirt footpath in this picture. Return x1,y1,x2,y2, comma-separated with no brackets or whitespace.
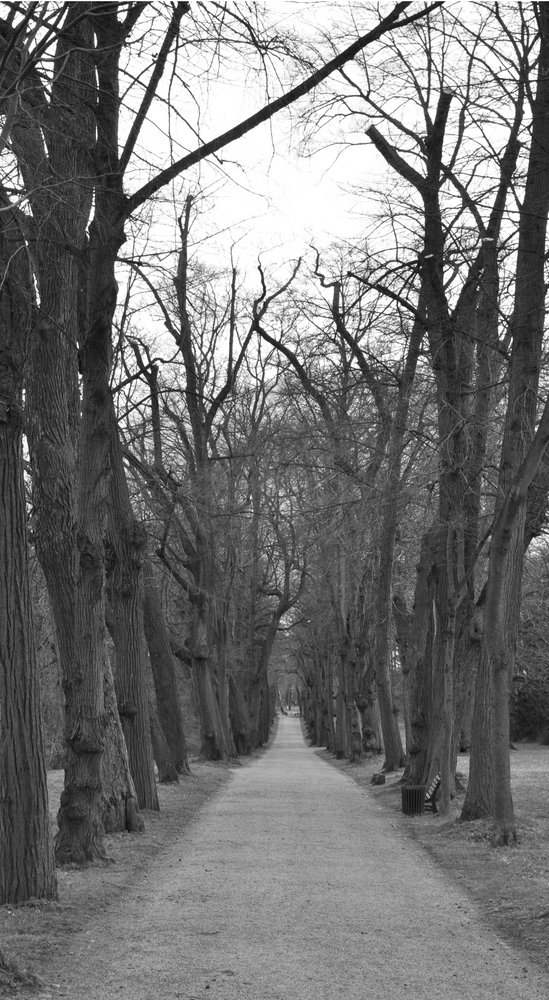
26,716,549,999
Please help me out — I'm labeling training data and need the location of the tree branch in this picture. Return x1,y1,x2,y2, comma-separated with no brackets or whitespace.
119,3,189,174
123,1,444,219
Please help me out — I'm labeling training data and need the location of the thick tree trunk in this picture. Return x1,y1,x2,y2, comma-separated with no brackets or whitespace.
14,7,138,854
55,178,129,858
257,677,274,745
194,659,231,760
309,653,328,747
149,698,179,783
107,412,158,811
440,588,456,814
376,657,404,770
372,310,423,770
109,572,159,810
461,645,493,820
248,616,283,749
229,672,251,756
373,542,404,769
58,9,151,857
56,442,110,863
192,607,233,760
0,215,57,903
216,620,233,753
101,659,144,833
143,558,189,772
0,408,57,904
248,678,265,750
406,527,440,784
484,518,519,845
392,591,413,761
486,10,549,844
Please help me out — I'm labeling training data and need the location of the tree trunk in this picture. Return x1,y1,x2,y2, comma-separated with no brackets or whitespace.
194,658,231,760
0,407,57,903
372,544,403,769
406,527,440,784
461,645,493,820
229,672,251,756
325,654,337,753
101,660,144,834
335,651,348,759
57,9,143,857
373,308,423,770
376,654,404,771
248,615,284,748
14,6,138,856
216,620,233,753
392,591,413,761
109,571,159,810
107,411,158,811
484,516,519,845
257,677,273,745
143,558,190,772
248,678,265,749
149,698,179,783
192,607,233,760
0,213,57,903
486,9,549,844
440,578,456,814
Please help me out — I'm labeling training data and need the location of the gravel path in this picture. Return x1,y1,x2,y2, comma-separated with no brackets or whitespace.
40,715,549,999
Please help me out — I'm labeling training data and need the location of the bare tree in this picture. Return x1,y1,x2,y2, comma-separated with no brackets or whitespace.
481,3,549,845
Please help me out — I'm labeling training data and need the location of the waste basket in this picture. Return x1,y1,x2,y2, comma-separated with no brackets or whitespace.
401,785,426,816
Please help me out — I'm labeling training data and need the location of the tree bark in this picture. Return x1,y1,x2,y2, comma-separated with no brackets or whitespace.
406,527,440,784
106,410,158,811
372,306,424,770
143,557,190,772
486,7,549,845
149,698,179,783
0,407,57,903
229,672,251,756
440,529,457,815
461,645,492,820
100,658,144,834
56,8,129,860
0,207,57,904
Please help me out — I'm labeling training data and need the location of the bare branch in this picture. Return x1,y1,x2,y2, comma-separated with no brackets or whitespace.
123,1,444,219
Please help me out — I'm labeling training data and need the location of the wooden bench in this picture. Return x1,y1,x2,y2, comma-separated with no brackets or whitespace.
425,773,441,813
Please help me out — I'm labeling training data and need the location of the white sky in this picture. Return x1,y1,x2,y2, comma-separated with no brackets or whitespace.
168,0,476,277
150,1,393,277
125,0,487,299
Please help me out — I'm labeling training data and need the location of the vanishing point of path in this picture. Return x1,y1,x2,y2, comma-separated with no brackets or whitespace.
39,716,549,999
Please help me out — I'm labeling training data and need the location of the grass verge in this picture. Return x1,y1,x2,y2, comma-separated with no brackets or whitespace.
315,739,549,974
0,760,235,997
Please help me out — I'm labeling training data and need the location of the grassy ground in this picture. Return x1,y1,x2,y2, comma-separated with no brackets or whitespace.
0,760,237,996
317,740,549,974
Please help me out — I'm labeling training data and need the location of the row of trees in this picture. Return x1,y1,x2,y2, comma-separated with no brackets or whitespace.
0,0,437,904
295,1,549,845
3,0,549,907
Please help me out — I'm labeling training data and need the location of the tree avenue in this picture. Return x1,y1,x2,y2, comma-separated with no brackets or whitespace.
2,0,549,903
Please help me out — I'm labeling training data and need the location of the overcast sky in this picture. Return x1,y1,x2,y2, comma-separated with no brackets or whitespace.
157,1,391,277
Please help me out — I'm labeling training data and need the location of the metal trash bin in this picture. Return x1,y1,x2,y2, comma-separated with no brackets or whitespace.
401,785,426,816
